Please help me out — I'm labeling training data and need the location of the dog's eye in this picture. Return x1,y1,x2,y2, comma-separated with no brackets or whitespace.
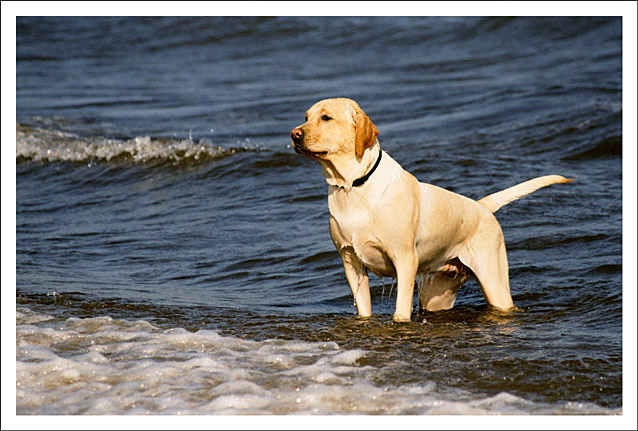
304,115,308,122
322,115,333,121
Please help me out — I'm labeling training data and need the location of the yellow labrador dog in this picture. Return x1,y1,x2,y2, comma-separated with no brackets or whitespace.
290,98,572,322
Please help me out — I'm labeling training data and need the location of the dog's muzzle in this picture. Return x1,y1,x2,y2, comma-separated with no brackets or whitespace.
290,128,328,157
290,128,305,154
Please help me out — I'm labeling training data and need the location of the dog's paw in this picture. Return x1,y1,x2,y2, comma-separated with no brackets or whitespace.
392,312,411,323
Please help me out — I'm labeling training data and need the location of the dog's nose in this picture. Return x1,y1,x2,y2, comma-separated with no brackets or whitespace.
290,128,304,142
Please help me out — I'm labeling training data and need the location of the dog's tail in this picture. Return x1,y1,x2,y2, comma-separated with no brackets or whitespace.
478,175,574,213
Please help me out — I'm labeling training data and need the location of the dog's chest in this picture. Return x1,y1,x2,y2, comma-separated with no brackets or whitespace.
329,191,368,238
328,190,394,276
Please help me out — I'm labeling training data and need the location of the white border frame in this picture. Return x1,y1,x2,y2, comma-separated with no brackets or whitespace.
3,2,636,430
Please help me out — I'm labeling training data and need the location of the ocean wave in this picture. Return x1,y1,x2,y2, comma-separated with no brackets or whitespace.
563,135,622,160
16,123,258,166
16,307,619,416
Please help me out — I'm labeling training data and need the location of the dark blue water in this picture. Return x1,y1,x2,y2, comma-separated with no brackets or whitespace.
15,17,623,415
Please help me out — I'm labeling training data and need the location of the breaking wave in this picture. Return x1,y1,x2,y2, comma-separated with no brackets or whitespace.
16,123,259,166
16,307,619,415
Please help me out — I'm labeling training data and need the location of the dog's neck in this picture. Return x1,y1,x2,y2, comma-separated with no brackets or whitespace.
319,142,381,191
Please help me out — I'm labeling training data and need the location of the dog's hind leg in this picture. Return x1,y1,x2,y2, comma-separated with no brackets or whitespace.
418,264,469,312
458,225,515,311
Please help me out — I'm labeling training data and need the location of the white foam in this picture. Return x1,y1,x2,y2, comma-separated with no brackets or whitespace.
16,123,233,164
14,307,619,415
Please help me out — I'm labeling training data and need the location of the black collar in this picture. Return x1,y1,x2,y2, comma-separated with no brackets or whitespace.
352,148,382,187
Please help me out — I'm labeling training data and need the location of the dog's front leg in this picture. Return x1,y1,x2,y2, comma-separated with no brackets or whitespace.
392,251,418,322
339,248,371,317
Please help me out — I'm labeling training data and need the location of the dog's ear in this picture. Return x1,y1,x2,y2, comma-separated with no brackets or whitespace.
354,108,379,160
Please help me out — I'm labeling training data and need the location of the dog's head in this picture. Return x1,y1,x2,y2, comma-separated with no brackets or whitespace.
290,98,378,161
